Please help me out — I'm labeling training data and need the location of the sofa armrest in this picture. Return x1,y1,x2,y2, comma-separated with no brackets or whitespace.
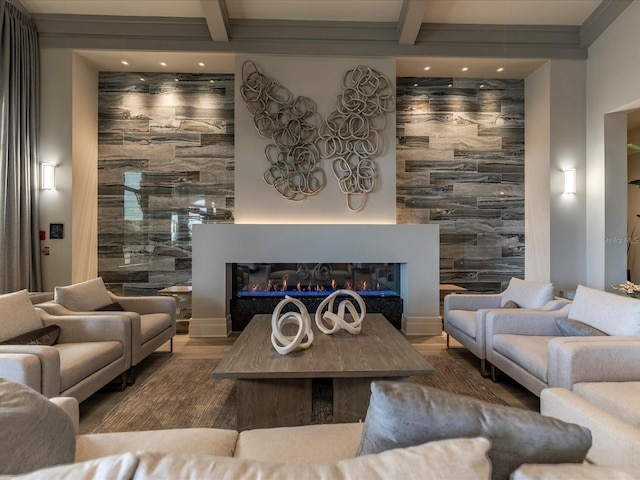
0,353,41,392
540,297,572,311
108,293,176,320
541,387,640,467
444,293,504,313
486,305,570,337
50,397,80,435
548,337,640,388
0,346,60,397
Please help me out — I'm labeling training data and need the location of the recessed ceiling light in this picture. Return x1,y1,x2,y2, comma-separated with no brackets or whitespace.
413,83,418,87
480,84,485,88
461,67,469,72
198,62,205,67
121,60,129,66
448,84,453,88
423,66,431,71
174,78,179,82
160,62,167,67
497,67,504,72
139,77,145,82
210,80,215,83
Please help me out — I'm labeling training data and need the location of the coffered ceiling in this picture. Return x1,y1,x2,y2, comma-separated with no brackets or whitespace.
18,0,630,77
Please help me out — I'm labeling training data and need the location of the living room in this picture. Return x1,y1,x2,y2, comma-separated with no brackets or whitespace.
3,0,640,478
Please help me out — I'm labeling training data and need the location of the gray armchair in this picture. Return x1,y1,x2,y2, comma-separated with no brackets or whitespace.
0,290,131,402
36,278,176,383
486,284,640,396
444,277,569,376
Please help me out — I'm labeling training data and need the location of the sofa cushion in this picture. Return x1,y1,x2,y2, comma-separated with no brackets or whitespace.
235,423,364,463
136,438,490,480
447,310,478,339
356,381,591,480
556,318,607,337
0,289,44,341
0,324,60,345
500,277,554,309
573,381,640,429
95,302,125,312
493,334,553,383
56,341,123,391
76,428,239,462
54,277,113,312
512,463,640,480
16,453,138,480
0,379,76,475
568,285,640,336
140,313,173,344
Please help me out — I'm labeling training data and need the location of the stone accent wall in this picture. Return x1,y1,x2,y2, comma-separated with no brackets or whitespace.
396,78,525,293
97,72,234,295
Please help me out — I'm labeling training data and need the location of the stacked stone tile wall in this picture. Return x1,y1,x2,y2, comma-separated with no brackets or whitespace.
396,78,525,293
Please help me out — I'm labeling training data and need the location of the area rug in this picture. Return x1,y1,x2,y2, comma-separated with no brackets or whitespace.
89,352,508,434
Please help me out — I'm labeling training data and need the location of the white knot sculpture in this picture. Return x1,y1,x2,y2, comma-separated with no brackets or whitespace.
315,289,366,335
271,296,315,355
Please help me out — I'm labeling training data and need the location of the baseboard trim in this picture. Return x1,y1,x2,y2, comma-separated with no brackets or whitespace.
188,316,231,337
402,315,443,336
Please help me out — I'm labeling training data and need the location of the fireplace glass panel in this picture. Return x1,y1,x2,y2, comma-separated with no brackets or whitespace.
233,263,400,298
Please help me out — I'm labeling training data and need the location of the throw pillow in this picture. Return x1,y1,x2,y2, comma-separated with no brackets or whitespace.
95,302,125,312
0,379,75,475
0,290,44,342
0,324,61,345
356,381,591,480
567,284,640,336
555,318,607,337
502,300,520,308
500,277,554,309
54,277,113,311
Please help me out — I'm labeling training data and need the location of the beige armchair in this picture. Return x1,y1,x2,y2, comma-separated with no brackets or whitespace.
0,290,131,402
36,277,176,383
486,284,640,396
444,277,570,376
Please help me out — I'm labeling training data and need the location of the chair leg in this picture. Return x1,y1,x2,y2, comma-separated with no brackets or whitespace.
480,359,489,378
445,333,450,349
127,366,136,386
120,372,128,391
491,365,497,383
170,337,173,353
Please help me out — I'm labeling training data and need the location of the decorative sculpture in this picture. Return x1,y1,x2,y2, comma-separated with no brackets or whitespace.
315,289,367,335
240,60,325,202
270,296,314,355
316,65,395,212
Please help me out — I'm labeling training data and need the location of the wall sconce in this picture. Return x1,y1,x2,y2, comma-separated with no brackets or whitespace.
563,169,576,194
41,164,55,190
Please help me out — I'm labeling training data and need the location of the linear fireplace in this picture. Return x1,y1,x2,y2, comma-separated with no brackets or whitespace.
192,224,441,337
230,262,403,330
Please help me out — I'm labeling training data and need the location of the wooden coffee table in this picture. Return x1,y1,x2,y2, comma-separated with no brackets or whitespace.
212,313,435,430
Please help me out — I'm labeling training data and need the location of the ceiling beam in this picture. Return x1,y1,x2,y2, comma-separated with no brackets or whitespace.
397,0,428,45
200,0,229,42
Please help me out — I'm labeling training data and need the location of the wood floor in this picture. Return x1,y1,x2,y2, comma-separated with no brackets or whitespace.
78,331,540,434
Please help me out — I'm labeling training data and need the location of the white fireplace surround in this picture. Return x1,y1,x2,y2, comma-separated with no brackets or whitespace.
191,224,441,337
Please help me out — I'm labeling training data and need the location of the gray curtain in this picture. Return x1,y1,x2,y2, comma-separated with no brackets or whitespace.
0,0,42,293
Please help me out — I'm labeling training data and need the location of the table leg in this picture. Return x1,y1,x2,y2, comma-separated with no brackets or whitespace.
236,378,312,431
333,377,407,423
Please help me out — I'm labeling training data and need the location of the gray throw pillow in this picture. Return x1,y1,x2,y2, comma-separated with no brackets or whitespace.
0,379,75,475
556,318,607,336
357,381,591,480
0,324,60,345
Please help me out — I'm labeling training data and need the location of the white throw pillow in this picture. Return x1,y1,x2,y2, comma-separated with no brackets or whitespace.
568,284,640,336
500,277,554,309
54,278,113,311
0,290,44,341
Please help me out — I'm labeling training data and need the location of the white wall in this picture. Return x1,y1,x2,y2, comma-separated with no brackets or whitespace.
586,0,640,289
71,53,99,283
525,59,586,291
234,55,396,224
40,49,73,290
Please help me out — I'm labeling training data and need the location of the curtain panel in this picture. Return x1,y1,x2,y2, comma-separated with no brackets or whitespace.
0,0,42,293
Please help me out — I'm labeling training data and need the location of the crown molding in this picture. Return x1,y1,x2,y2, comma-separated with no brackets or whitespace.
580,0,633,48
33,12,617,60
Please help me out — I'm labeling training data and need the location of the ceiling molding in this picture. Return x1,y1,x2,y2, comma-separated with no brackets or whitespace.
200,0,229,42
397,0,428,46
580,0,632,48
33,14,589,60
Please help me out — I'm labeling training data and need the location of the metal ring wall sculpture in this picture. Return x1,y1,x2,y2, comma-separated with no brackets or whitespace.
240,61,394,211
317,65,395,212
240,60,325,202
